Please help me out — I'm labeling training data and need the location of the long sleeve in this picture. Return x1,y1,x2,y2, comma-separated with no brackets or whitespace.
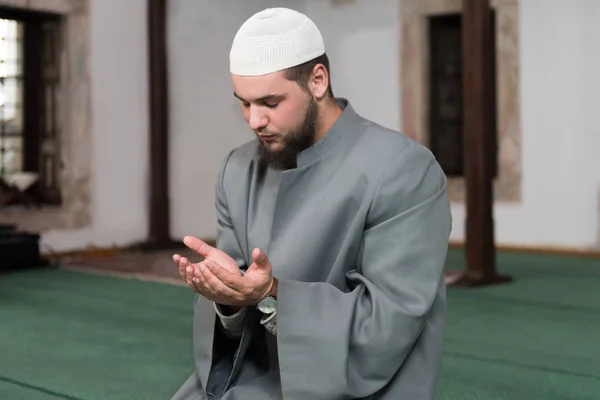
274,143,452,399
212,151,248,336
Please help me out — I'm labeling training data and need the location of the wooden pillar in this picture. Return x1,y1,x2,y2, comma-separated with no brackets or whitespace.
145,0,173,249
449,0,512,286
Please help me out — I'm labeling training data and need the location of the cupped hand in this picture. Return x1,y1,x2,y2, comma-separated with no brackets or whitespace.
173,236,241,293
190,247,274,306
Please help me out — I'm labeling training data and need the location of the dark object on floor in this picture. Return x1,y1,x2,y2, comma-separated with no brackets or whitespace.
0,224,52,273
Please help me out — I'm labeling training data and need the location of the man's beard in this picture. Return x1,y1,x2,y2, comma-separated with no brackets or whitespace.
257,97,319,170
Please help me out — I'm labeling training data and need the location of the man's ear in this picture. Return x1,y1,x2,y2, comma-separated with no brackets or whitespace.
309,64,330,100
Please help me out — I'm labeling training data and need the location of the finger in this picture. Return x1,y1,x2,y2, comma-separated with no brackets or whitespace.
178,257,193,282
176,256,186,279
173,254,183,277
183,236,214,258
194,262,242,302
251,248,271,270
192,264,214,296
175,254,192,285
205,260,246,291
176,257,200,293
191,262,223,296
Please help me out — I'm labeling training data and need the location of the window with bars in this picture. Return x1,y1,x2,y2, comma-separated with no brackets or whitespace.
0,7,62,207
427,12,498,178
0,19,23,180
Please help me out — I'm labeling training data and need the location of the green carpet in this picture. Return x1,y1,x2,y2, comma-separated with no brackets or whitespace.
0,268,195,400
440,251,600,400
1,249,599,399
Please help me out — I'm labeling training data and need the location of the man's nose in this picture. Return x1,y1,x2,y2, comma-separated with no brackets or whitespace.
248,106,268,131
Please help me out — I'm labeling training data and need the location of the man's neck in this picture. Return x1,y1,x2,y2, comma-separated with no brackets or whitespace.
315,98,344,142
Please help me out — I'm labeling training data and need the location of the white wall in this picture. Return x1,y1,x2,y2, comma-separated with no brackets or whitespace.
44,0,600,251
304,0,401,131
168,0,306,240
43,0,150,251
45,0,306,252
305,0,600,249
168,0,401,241
451,0,600,249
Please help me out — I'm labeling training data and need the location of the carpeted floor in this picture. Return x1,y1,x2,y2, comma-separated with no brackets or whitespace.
1,249,599,399
439,250,600,400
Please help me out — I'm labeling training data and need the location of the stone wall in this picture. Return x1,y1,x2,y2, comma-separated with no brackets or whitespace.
400,0,521,203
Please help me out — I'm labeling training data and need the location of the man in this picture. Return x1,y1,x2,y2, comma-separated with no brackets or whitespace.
172,7,451,400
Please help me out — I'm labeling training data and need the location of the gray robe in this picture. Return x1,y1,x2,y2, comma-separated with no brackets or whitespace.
172,99,452,400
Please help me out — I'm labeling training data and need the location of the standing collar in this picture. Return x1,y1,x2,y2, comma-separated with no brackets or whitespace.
297,98,359,167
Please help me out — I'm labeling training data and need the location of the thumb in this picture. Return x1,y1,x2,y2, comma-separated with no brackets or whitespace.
183,236,214,258
252,248,270,269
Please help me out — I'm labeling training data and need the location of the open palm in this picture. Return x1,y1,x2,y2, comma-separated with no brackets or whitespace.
183,236,240,274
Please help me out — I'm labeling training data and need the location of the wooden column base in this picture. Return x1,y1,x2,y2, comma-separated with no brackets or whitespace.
445,269,513,287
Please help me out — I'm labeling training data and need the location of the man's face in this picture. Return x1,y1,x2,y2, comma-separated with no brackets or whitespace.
231,71,319,170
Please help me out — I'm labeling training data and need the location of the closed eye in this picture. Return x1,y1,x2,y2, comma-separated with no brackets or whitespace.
233,92,284,109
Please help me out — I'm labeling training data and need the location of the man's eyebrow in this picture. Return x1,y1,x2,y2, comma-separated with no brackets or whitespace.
233,92,285,103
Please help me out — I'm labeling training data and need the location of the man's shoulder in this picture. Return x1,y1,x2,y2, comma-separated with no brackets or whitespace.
354,117,448,226
353,116,437,172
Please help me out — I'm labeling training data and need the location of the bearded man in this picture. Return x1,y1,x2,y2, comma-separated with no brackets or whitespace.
171,7,452,400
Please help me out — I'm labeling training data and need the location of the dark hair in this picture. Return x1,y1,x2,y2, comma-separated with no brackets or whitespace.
283,53,334,98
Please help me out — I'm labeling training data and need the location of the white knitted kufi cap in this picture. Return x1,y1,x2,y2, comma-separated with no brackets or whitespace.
229,7,325,76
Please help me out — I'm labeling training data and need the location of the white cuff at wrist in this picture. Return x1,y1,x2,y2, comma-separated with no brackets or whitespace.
214,303,247,338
